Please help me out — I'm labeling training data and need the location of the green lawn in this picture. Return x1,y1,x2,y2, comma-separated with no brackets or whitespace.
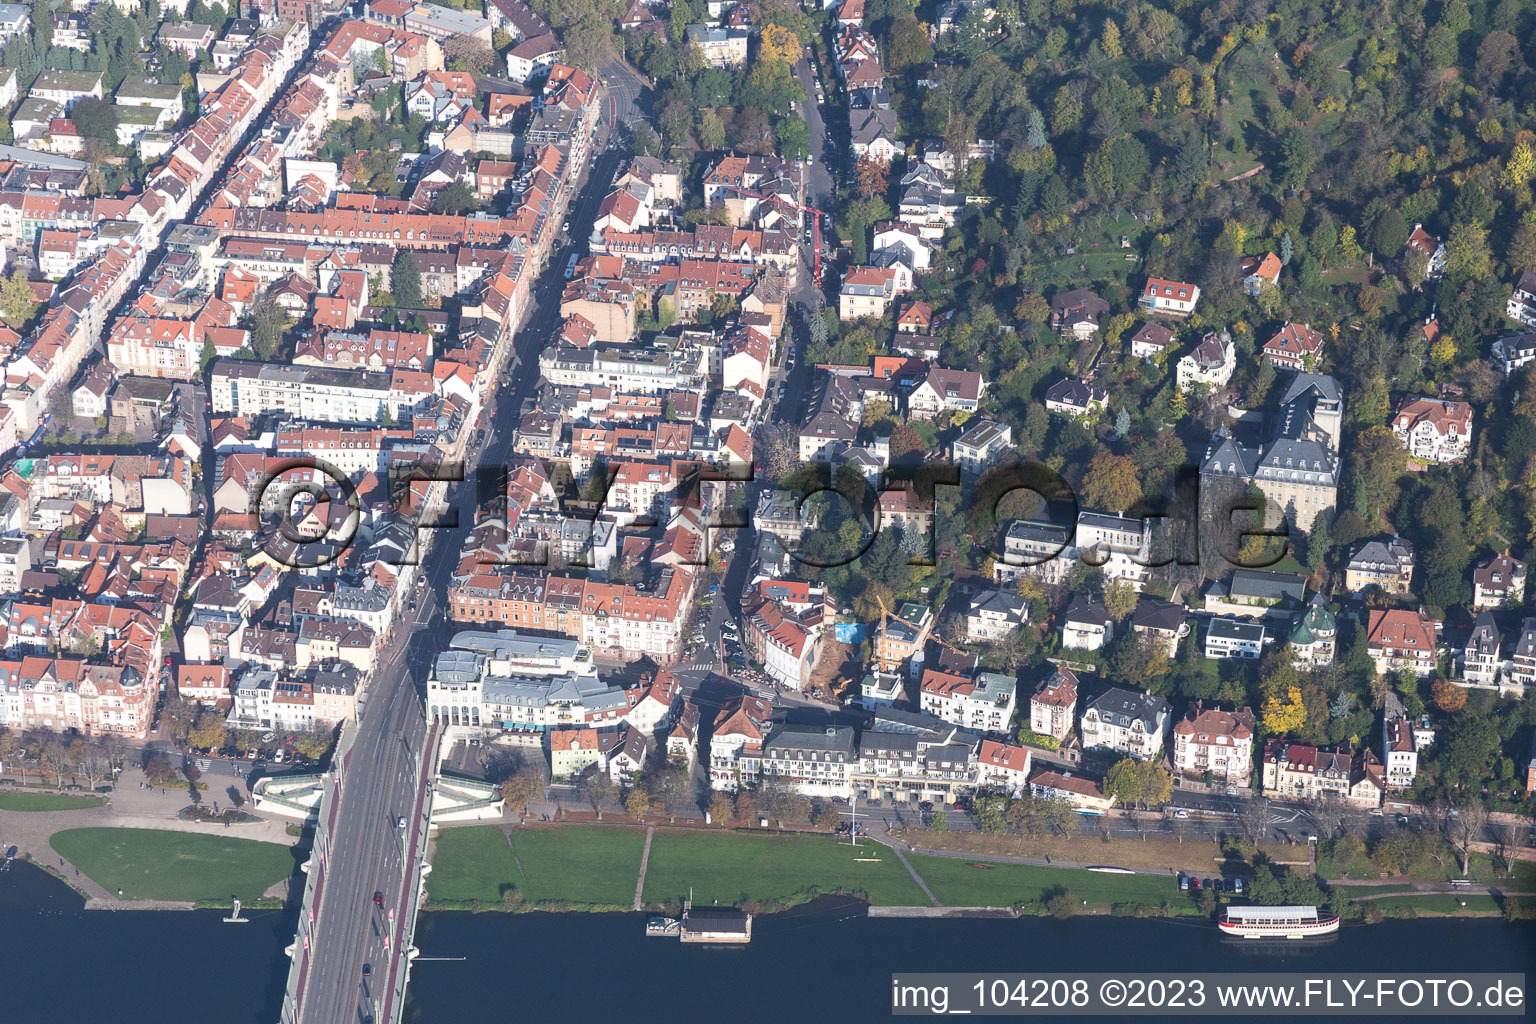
0,792,106,811
428,825,645,908
50,828,295,903
643,830,928,908
909,856,1191,911
1368,894,1513,915
1330,883,1417,899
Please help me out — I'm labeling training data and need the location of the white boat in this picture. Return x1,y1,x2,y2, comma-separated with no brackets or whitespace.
1219,905,1340,939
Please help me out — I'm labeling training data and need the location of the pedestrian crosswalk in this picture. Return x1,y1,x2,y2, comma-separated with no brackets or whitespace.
677,661,714,672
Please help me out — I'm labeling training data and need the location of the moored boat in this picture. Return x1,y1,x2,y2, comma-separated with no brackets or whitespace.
1218,905,1340,939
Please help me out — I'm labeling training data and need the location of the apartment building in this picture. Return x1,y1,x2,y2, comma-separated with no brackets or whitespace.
1171,704,1255,786
1080,688,1169,761
1365,608,1439,677
1028,667,1077,742
1391,395,1473,463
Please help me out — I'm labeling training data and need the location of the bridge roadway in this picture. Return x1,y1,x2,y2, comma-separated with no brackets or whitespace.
280,56,651,1024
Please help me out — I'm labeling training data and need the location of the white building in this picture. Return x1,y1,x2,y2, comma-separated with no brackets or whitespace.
1029,667,1077,741
1391,395,1473,463
1171,704,1255,786
708,694,772,792
1140,276,1200,317
760,722,855,799
1175,329,1235,391
1080,688,1169,761
1061,595,1112,651
974,739,1031,797
1383,694,1418,791
918,668,1016,735
963,589,1027,643
1204,617,1267,660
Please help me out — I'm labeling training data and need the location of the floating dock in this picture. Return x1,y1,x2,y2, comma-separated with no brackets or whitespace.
679,908,752,944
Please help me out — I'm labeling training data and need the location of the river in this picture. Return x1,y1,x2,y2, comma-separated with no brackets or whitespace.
2,862,1531,1022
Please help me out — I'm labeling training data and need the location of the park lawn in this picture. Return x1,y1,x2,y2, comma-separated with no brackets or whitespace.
1368,894,1508,915
50,828,294,902
909,856,1192,912
428,825,645,908
1331,884,1417,899
643,830,927,908
0,792,105,811
426,826,520,904
508,825,644,907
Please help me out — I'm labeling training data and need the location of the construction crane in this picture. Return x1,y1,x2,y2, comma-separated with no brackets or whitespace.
725,185,831,283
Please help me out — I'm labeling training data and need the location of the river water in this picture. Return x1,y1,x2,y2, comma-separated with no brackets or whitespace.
2,862,1531,1022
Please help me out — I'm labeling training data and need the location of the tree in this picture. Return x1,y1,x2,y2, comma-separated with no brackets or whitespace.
757,23,798,67
1103,578,1136,622
160,698,198,745
775,116,809,159
499,766,544,814
243,294,289,361
0,270,39,327
582,771,615,819
1262,684,1307,735
812,801,843,830
70,96,119,140
143,752,179,786
886,14,931,72
1440,716,1498,790
1081,452,1142,512
649,766,692,822
758,779,808,828
1100,17,1122,59
431,181,477,216
1025,109,1047,150
392,249,422,309
708,793,734,826
1241,796,1271,845
188,714,228,752
291,727,335,761
1103,758,1142,808
1449,800,1489,875
696,108,726,152
1431,678,1467,713
1370,209,1409,256
1473,30,1519,90
854,154,888,199
1444,222,1493,283
1350,426,1406,518
443,35,495,75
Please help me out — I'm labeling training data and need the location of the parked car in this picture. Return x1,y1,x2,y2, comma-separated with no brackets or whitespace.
1232,877,1244,895
1190,877,1201,891
1179,875,1189,891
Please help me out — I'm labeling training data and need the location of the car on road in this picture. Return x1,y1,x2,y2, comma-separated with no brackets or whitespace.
1173,809,1189,818
1396,814,1410,825
374,891,384,907
362,963,372,976
397,816,408,829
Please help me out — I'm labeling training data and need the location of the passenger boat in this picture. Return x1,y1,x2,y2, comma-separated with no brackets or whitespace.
1218,905,1340,938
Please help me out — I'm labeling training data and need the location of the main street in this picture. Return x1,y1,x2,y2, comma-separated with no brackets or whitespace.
290,56,650,1024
